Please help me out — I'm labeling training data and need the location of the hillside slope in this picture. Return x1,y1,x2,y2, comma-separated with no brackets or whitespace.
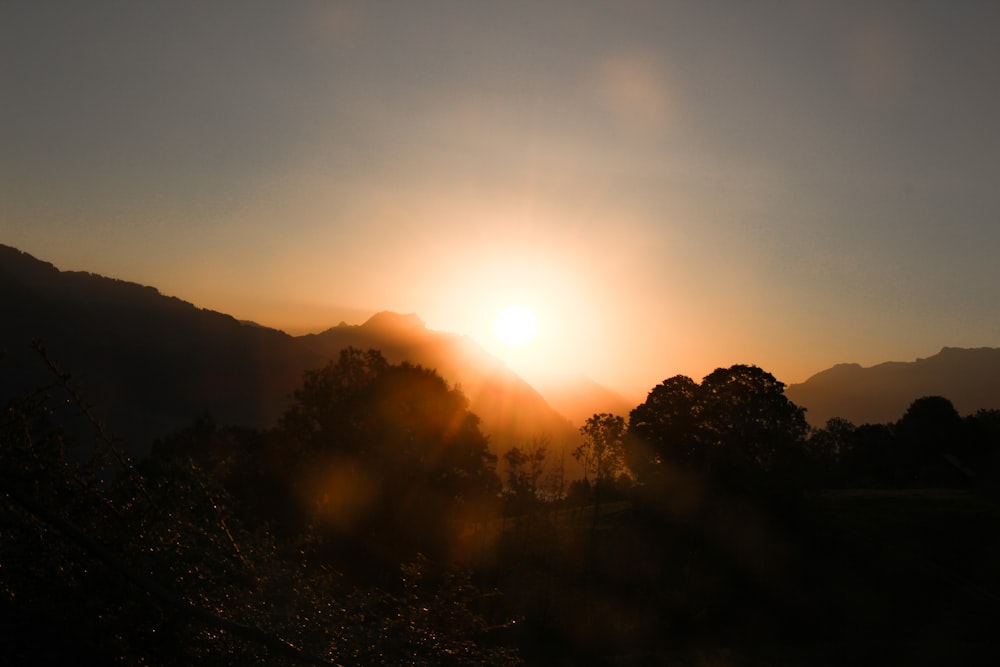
1,245,575,455
786,347,1000,426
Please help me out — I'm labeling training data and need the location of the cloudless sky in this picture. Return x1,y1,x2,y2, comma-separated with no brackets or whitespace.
3,1,999,399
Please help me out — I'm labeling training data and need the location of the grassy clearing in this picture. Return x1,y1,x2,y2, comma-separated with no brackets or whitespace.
790,488,1000,664
481,490,1000,664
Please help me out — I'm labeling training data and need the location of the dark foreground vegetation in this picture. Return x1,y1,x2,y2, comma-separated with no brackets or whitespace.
4,347,1000,665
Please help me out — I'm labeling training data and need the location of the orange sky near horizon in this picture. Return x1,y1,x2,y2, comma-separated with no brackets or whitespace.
4,2,999,400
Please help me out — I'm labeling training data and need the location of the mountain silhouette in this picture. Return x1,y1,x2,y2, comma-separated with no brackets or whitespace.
786,347,1000,426
1,245,320,449
533,374,635,427
297,312,577,452
0,245,575,456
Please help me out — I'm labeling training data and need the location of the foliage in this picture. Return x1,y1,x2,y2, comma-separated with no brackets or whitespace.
896,396,966,483
11,341,1000,665
156,348,502,557
573,413,627,491
502,439,548,514
803,396,1000,489
803,417,856,486
627,365,808,496
274,348,500,554
698,365,808,476
623,375,701,479
966,408,1000,486
1,354,518,665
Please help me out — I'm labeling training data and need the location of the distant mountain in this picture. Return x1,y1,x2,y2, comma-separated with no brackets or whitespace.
533,374,635,428
297,312,577,452
1,244,321,450
786,347,1000,426
0,245,575,456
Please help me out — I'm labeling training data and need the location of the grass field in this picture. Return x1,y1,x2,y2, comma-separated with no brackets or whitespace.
773,489,1000,665
483,489,1000,665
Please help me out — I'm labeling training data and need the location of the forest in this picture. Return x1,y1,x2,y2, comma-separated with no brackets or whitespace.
4,344,1000,665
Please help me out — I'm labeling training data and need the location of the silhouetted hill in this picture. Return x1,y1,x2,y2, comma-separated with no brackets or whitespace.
1,245,320,449
1,245,575,456
533,374,635,428
299,312,577,452
787,347,1000,426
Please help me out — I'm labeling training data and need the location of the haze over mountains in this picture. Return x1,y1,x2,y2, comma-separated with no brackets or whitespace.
3,243,999,455
0,245,588,455
297,311,578,451
786,347,1000,427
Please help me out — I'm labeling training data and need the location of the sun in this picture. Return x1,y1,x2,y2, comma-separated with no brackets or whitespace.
495,304,538,346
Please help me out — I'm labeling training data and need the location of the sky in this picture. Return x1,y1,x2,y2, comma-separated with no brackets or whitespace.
3,1,999,400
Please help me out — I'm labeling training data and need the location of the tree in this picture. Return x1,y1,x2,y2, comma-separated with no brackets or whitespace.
626,375,702,479
966,409,1000,489
804,417,856,487
1,383,520,665
846,422,898,486
896,395,966,484
276,348,500,555
502,439,548,514
574,413,627,492
279,347,390,458
897,396,963,456
625,365,808,496
699,365,808,476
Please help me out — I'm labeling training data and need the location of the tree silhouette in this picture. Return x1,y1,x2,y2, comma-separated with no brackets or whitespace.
2,354,519,665
574,413,627,495
626,375,702,478
896,395,966,484
966,408,1000,489
804,417,856,486
277,347,499,556
626,365,807,497
699,365,808,476
503,439,548,515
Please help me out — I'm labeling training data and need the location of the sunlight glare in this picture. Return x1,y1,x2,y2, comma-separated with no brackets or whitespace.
495,305,538,346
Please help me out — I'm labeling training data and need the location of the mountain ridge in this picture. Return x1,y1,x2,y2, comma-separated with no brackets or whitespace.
786,346,1000,426
0,244,583,457
10,244,995,443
